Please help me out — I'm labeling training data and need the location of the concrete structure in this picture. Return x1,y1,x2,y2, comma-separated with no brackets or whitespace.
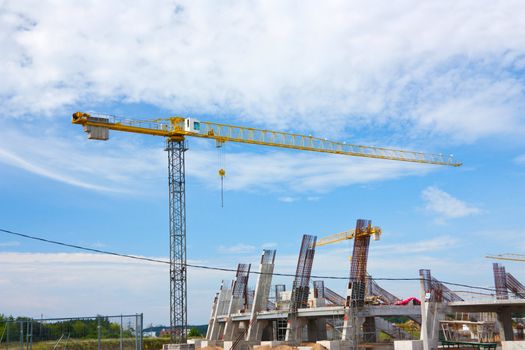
205,241,525,350
502,341,525,350
204,249,421,347
205,224,423,349
246,250,276,341
448,299,525,341
222,263,251,341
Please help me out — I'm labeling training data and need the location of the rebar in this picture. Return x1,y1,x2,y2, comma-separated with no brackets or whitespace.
349,219,371,307
493,263,508,300
290,235,317,312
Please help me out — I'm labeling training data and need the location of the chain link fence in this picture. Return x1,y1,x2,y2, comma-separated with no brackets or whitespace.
0,314,143,350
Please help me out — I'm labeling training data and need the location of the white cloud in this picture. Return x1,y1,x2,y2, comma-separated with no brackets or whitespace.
218,243,256,254
0,123,436,194
373,236,460,255
0,241,20,247
278,196,298,203
0,238,506,325
515,154,525,165
0,125,166,194
190,148,436,193
261,242,277,249
2,1,523,195
421,186,480,220
1,1,524,143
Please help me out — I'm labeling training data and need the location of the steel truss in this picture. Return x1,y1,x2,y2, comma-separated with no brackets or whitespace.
167,139,188,343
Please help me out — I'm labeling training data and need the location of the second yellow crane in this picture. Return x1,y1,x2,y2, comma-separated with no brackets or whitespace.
316,225,382,247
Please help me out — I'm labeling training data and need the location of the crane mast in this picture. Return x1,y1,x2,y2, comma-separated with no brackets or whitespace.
72,111,462,344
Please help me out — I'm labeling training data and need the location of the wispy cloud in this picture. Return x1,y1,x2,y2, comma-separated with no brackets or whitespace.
421,186,480,220
0,125,165,195
218,243,256,254
190,148,436,194
1,1,525,144
373,236,460,255
0,124,435,194
261,242,277,249
0,241,505,325
514,154,525,165
0,252,224,324
278,196,298,203
0,148,117,192
0,241,20,247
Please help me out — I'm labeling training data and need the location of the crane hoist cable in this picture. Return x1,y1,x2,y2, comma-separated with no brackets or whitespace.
216,140,226,208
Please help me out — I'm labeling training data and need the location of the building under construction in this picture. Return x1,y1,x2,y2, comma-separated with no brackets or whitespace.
200,219,422,350
196,220,525,350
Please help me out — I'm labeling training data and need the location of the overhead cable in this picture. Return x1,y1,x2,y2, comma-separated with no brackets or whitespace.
0,227,496,292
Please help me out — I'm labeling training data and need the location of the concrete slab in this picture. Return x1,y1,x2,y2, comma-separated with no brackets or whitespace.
224,340,261,350
200,340,223,348
316,340,352,350
502,341,525,350
255,341,288,348
394,340,423,350
162,344,196,350
262,341,287,347
187,340,202,348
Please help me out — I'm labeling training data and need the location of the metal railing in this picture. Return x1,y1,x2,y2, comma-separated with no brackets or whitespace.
0,314,143,350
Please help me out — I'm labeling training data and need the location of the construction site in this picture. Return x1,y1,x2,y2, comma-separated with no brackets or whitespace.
3,3,525,350
62,113,525,350
194,221,525,350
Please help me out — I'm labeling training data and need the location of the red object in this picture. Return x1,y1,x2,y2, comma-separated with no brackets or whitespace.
395,297,421,305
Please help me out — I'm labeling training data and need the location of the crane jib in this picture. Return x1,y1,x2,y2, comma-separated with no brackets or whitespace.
71,112,462,167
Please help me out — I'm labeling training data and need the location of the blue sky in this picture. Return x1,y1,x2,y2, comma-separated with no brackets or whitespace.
1,0,525,326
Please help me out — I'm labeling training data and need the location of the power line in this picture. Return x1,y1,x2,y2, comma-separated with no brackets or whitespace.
0,227,497,292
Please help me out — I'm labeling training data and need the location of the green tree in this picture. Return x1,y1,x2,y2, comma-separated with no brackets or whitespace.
188,327,201,338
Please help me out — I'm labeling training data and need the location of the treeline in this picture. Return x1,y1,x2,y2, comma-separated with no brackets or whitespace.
0,314,134,340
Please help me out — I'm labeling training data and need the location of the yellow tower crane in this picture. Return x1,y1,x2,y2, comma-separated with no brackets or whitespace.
315,225,382,247
72,111,461,343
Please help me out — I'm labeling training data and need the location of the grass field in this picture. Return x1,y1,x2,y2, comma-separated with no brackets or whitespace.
2,338,174,350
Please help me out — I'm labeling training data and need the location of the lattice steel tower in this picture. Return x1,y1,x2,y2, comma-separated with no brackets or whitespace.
167,139,188,343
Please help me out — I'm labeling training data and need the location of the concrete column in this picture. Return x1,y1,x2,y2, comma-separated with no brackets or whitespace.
307,318,328,341
223,320,243,341
419,273,442,350
341,282,358,345
362,317,377,343
206,287,221,339
285,316,305,344
497,308,514,341
208,284,231,340
246,250,276,341
222,296,243,341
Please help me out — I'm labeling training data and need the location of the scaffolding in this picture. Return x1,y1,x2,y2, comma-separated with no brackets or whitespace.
493,263,509,300
349,219,372,307
506,273,525,299
232,263,252,312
